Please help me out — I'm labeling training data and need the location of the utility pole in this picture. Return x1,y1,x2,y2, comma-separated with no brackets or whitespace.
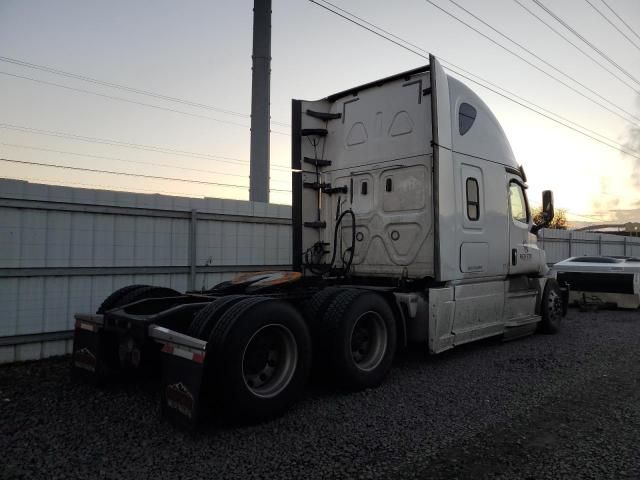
249,0,271,203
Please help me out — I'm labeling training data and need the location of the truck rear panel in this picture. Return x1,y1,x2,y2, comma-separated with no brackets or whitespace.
293,66,435,280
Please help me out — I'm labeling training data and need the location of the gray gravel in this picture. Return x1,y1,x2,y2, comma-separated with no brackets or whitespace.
1,308,639,480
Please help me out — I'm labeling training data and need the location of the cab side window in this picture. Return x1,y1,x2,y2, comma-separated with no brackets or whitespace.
466,178,480,221
509,182,528,224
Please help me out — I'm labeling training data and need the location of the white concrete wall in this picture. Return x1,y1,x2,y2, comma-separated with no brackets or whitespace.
0,179,291,363
539,228,640,264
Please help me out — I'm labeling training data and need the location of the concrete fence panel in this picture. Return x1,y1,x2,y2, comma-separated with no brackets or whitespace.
0,179,291,363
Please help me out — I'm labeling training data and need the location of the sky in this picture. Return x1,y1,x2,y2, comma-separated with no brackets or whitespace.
1,0,639,226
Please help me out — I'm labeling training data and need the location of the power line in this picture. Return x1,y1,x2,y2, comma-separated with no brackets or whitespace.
599,0,640,43
0,157,248,189
425,0,640,125
531,0,640,87
512,0,640,96
446,0,640,122
308,0,640,161
0,55,291,128
0,71,290,136
0,157,292,192
0,142,292,186
0,142,248,179
583,0,640,52
0,175,205,198
444,65,640,160
318,0,634,150
0,123,293,171
442,62,630,149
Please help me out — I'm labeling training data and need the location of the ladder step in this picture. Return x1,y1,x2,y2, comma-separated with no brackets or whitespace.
507,289,538,299
302,182,348,195
502,322,538,342
304,221,326,229
304,157,332,167
324,185,348,194
301,128,328,137
303,182,326,191
306,109,342,121
504,314,541,328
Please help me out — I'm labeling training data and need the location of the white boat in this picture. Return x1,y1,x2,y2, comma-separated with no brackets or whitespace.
552,256,640,309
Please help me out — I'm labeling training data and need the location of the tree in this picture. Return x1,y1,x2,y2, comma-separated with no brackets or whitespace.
532,206,568,229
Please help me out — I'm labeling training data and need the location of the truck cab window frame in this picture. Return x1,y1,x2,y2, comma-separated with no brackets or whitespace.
509,181,529,224
466,177,480,221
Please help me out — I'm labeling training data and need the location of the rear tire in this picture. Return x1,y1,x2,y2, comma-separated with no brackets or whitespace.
115,286,181,309
540,279,563,334
321,289,397,390
207,297,311,423
304,287,342,333
305,287,350,378
96,284,148,313
186,295,247,340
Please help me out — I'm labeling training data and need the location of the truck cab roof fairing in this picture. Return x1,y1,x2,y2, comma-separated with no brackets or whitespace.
447,76,518,169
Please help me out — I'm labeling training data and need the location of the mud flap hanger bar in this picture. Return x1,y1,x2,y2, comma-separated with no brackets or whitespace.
75,313,104,331
149,325,208,360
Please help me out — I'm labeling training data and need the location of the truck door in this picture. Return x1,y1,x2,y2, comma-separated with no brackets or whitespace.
507,178,537,274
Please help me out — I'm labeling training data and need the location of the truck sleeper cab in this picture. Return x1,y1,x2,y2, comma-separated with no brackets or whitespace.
71,56,566,429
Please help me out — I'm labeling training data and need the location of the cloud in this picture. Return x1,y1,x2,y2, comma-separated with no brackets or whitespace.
625,126,640,189
588,96,640,223
609,207,640,223
623,96,640,189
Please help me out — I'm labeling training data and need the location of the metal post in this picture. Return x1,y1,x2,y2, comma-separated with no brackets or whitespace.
188,209,197,291
624,236,627,256
568,231,573,257
598,234,602,255
249,0,272,203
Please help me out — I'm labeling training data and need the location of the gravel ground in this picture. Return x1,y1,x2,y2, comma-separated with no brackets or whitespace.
1,308,639,480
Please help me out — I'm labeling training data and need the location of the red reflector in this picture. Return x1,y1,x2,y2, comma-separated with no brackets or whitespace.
161,343,174,354
192,352,205,364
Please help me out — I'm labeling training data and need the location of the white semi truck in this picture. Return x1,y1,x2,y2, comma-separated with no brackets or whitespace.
72,55,567,428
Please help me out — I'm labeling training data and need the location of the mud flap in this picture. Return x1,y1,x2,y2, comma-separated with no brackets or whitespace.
159,342,208,430
71,316,119,382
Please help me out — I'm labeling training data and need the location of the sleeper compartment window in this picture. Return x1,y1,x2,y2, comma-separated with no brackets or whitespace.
459,103,476,136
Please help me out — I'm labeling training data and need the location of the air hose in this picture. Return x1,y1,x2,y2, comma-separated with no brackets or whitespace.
304,208,355,277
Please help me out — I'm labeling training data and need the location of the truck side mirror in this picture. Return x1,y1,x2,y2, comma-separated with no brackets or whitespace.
532,190,554,235
542,190,554,223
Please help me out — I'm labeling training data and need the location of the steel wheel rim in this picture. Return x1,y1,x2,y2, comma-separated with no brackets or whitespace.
548,288,562,322
350,311,387,372
242,324,298,399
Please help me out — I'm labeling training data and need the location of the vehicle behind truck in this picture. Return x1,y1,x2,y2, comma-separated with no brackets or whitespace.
72,55,568,429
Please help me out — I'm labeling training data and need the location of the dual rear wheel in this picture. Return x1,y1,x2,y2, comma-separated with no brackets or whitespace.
314,289,397,390
193,296,312,422
192,288,397,422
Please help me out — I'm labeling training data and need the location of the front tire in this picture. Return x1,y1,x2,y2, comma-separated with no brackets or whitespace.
540,279,563,334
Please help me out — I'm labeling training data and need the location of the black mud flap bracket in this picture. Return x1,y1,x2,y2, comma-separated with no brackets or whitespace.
150,326,209,430
559,282,570,316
